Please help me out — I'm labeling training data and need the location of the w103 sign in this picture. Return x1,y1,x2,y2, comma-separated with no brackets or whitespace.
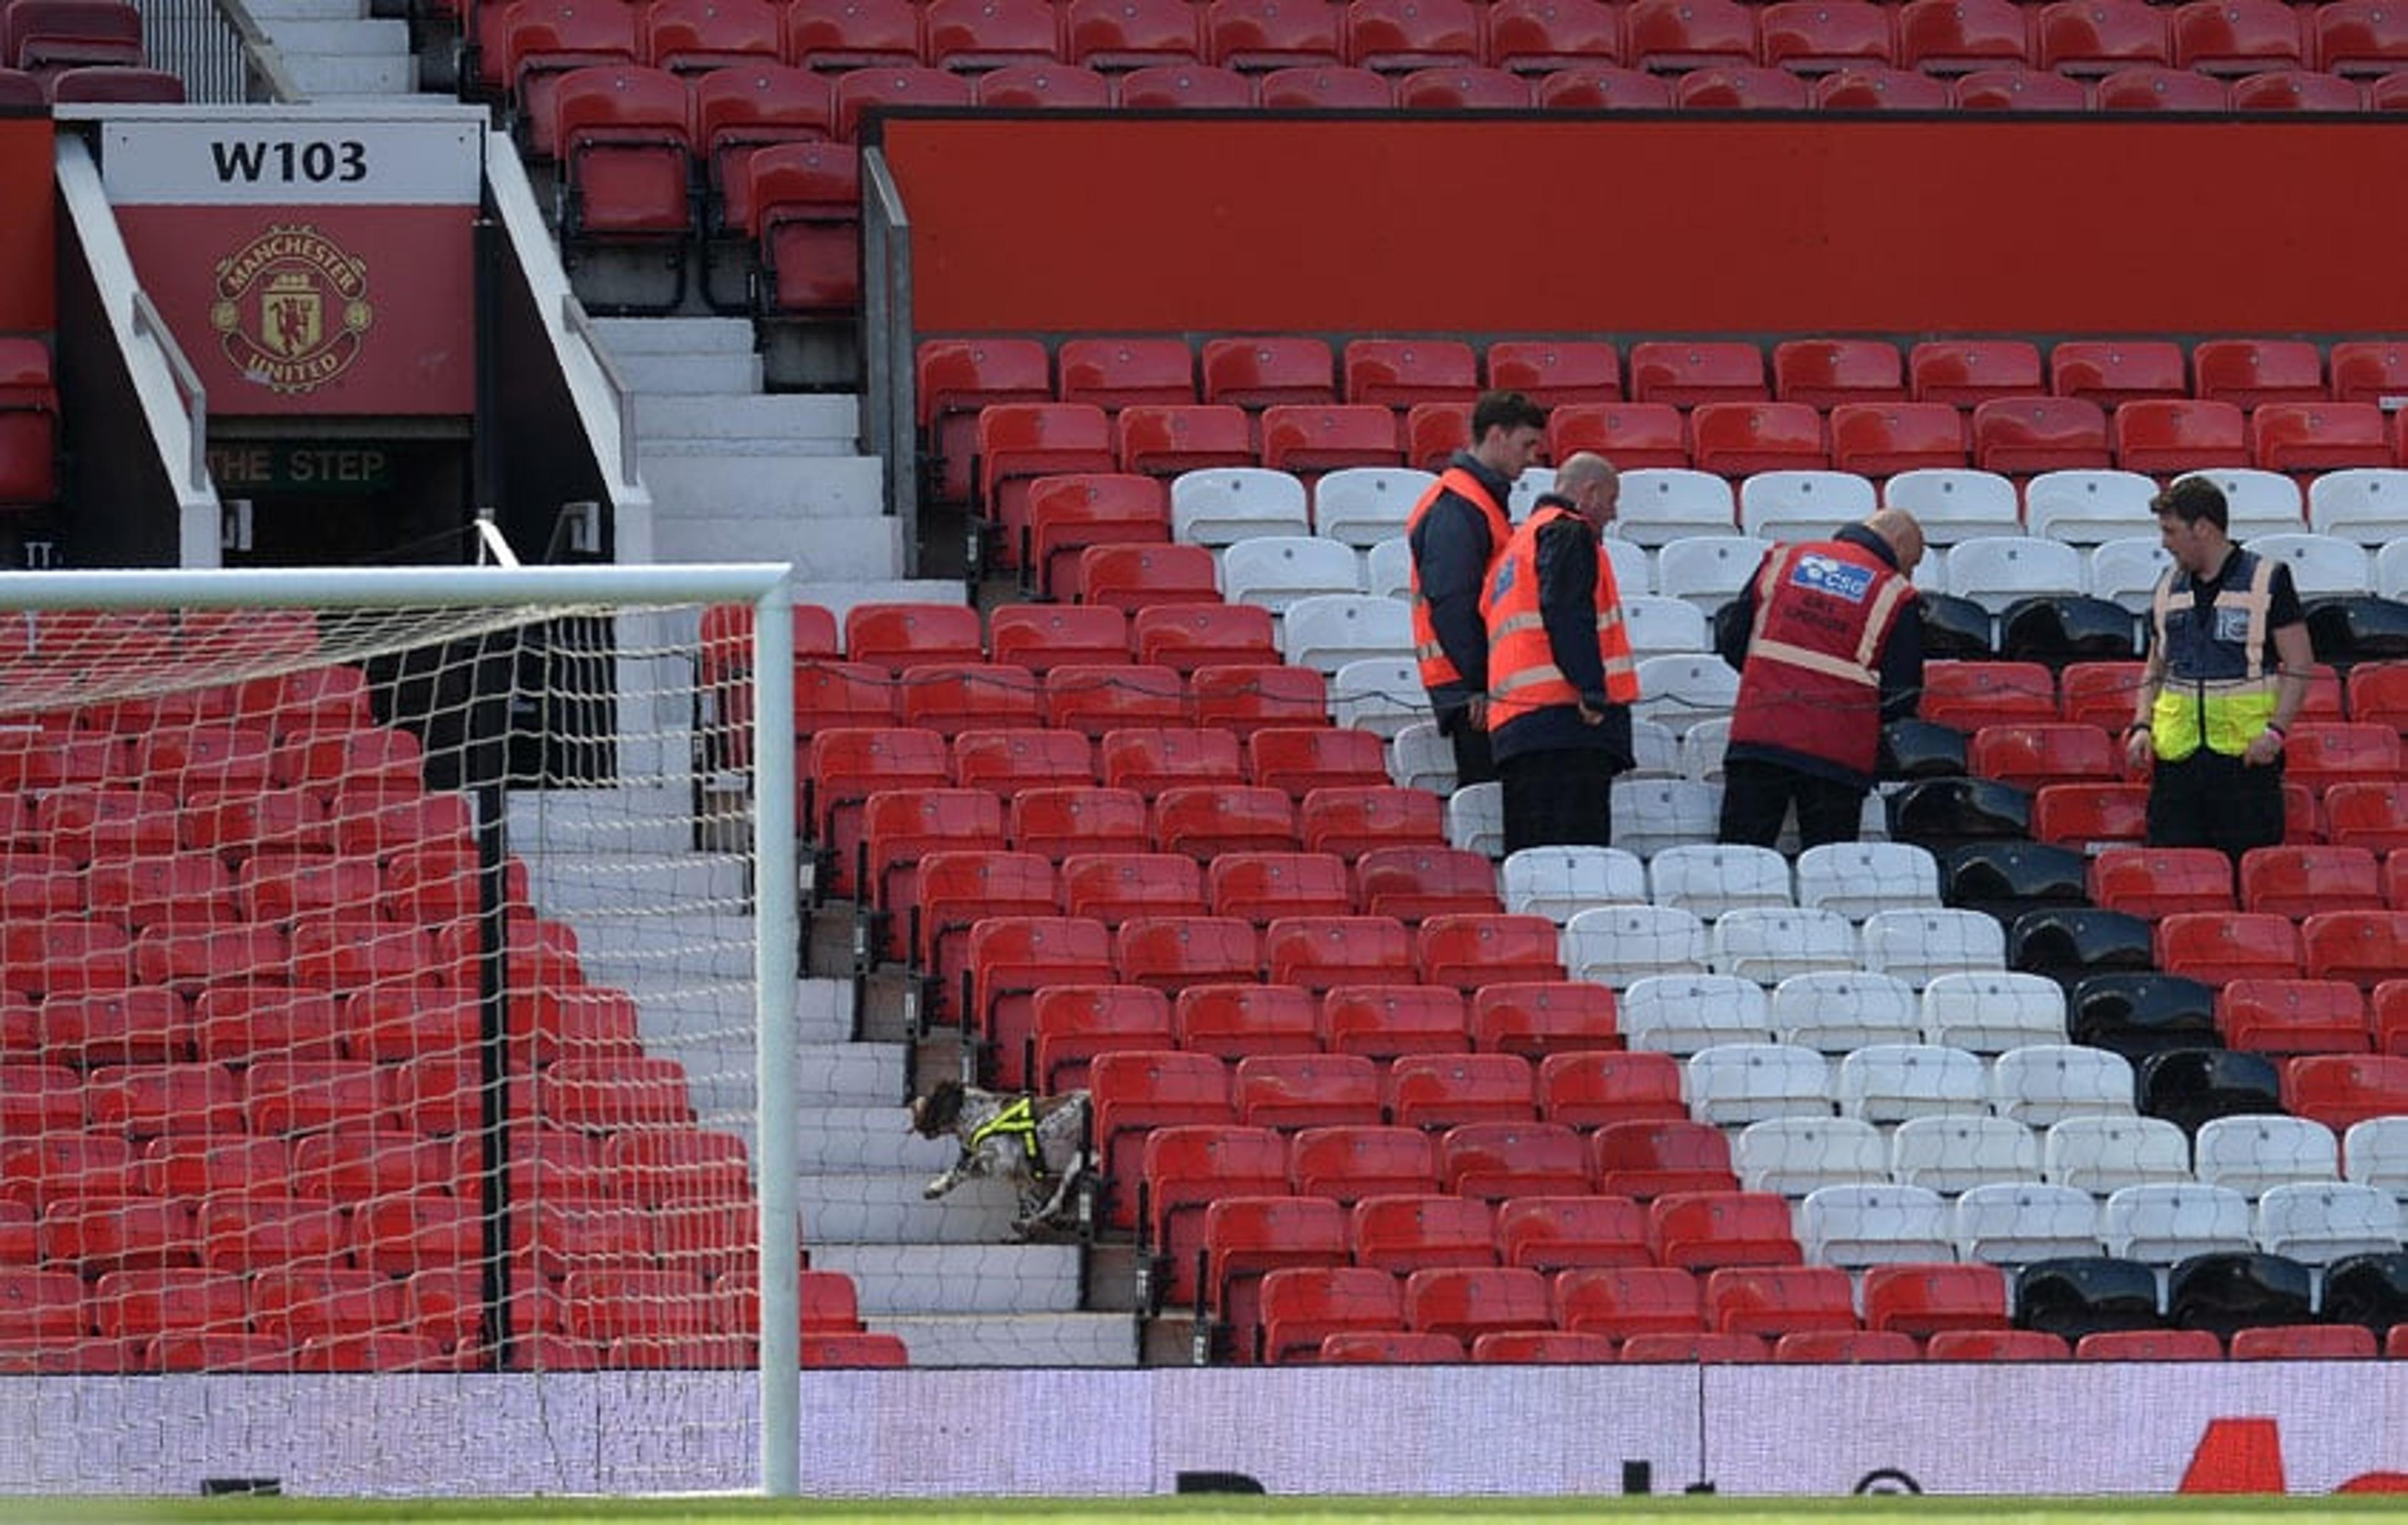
100,108,482,416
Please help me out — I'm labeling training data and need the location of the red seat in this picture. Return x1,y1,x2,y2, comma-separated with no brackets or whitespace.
1646,1190,1803,1270
1133,603,1281,674
1065,0,1201,68
1830,403,1968,477
1043,663,1187,739
1773,1329,1921,1363
2232,1323,2379,1359
1254,60,1395,103
1058,337,1198,409
1205,0,1343,70
198,1196,347,1274
1154,784,1301,858
1416,912,1566,990
7,0,142,77
1112,915,1261,992
1190,665,1329,742
1623,0,1756,70
1201,335,1338,408
1627,340,1766,405
1589,1118,1740,1198
977,403,1116,566
1297,785,1444,859
2320,0,2408,73
1176,981,1323,1059
1706,1264,1858,1336
39,989,186,1066
2217,976,2369,1053
1202,1194,1345,1343
1247,727,1390,802
1207,851,1354,924
2030,778,2146,847
1675,60,1815,102
1259,1266,1402,1364
4,1132,137,1201
1486,339,1620,404
350,1195,478,1274
2328,782,2408,853
2060,660,2148,731
2172,0,2305,73
1341,338,1480,409
1545,401,1689,470
1343,0,1479,70
1266,917,1416,995
1230,1047,1385,1127
2284,1052,2408,1127
1814,66,1955,108
640,0,779,70
1437,1121,1590,1200
1689,402,1828,476
912,850,1059,1000
46,62,181,99
1115,405,1257,478
36,788,177,866
1025,476,1171,599
845,602,983,675
0,1268,95,1340
1467,981,1619,1057
90,1268,244,1341
1386,1052,1536,1127
40,1196,200,1272
794,660,897,739
1286,1124,1434,1205
786,0,919,68
1971,722,2121,793
862,787,1008,917
1259,404,1404,473
127,924,283,996
2087,846,2236,918
989,604,1131,678
1008,786,1152,863
2094,61,2232,108
2036,0,2170,71
2302,909,2408,990
1553,1264,1704,1339
189,988,341,1065
1543,64,1673,108
497,0,639,152
1538,1050,1687,1127
965,916,1114,1089
1896,0,2031,71
2052,338,2189,403
1921,660,2059,729
1909,339,2045,406
1760,2,1894,71
551,65,696,253
1403,1264,1552,1343
1925,1328,2071,1361
951,728,1095,794
1861,1263,2009,1336
87,1063,243,1138
1622,1331,1772,1362
833,63,976,134
2234,60,2368,107
2241,844,2384,917
2076,1329,2223,1361
2251,402,2390,472
917,338,1051,505
2115,398,2250,472
1354,846,1499,924
2286,723,2403,794
243,1059,388,1134
1143,1124,1291,1309
1971,396,2113,473
2154,910,2305,986
601,1129,751,1210
0,337,54,506
1351,1193,1497,1273
1402,399,1467,475
926,0,1063,68
2191,337,2325,406
1030,973,1170,1094
1494,1195,1650,1273
1323,983,1469,1059
1059,852,1205,924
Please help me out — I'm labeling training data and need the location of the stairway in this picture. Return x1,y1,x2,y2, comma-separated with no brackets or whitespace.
245,0,416,97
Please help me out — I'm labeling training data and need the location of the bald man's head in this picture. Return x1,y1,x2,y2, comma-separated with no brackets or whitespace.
1863,507,1926,578
1554,451,1619,531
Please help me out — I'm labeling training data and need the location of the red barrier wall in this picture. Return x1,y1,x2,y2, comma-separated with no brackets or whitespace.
882,115,2408,337
0,117,56,332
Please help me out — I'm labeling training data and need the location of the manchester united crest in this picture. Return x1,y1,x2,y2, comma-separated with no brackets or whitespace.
209,223,374,394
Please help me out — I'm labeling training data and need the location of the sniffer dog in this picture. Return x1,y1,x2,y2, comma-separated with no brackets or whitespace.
908,1080,1090,1236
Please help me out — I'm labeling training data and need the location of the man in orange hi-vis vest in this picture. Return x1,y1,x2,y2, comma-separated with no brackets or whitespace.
1479,452,1639,853
1717,507,1926,851
1407,390,1548,789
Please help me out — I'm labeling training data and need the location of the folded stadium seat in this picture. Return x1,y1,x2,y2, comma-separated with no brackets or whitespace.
2192,1112,2342,1200
1117,60,1259,103
1119,409,1259,482
972,60,1114,105
1437,1121,1592,1200
1259,1266,1403,1364
2188,467,2310,541
2286,1052,2408,1131
2027,774,2150,848
1306,467,1431,550
2017,1257,2167,1344
2153,909,2303,989
1203,0,1342,69
1390,63,1534,103
922,0,1062,68
1060,852,1205,923
131,924,288,997
692,66,835,260
2380,982,2408,1055
1835,1042,1988,1125
1790,842,1940,921
1350,1195,1499,1277
1598,471,1728,551
1099,727,1243,800
1968,722,2119,796
1201,1194,1349,1358
917,339,1052,507
2049,660,2144,738
2094,61,2232,108
1889,1112,2044,1193
1763,2,1899,73
1550,1265,1700,1344
1492,1196,1650,1275
1943,536,2088,615
1895,0,2030,71
1388,1052,1539,1129
2353,660,2408,732
1951,1181,2106,1270
493,0,637,153
41,988,186,1067
1058,338,1198,411
46,62,181,98
1342,0,1482,71
2318,0,2408,73
1295,784,1442,859
1130,606,1275,678
1356,845,1499,925
960,916,1112,1086
1152,784,1300,859
1483,0,1622,73
85,851,235,930
1705,1265,1859,1342
1763,341,1900,410
1534,1050,1685,1129
2035,0,2175,73
1736,468,1875,542
784,0,922,70
2250,403,2389,474
2164,1247,2315,1338
2138,1047,2288,1133
988,606,1129,678
1733,1116,1889,1198
1768,970,1921,1053
1245,729,1389,804
951,728,1094,797
1645,1190,1803,1272
2041,1114,2189,1197
1006,785,1153,866
1062,0,1202,68
8,0,142,78
1582,1120,1736,1202
2258,1181,2405,1264
1339,339,1479,411
859,784,1005,924
1685,1043,1835,1128
1141,1124,1291,1311
1996,593,2142,668
843,601,983,675
1812,63,1944,106
1279,594,1412,677
890,844,1051,982
2185,339,2323,413
1621,973,1774,1055
2234,844,2383,920
1220,536,1363,614
2281,720,2400,794
1258,404,1405,475
1027,477,1173,599
2231,1321,2379,1361
1536,402,1687,473
2086,845,2234,919
1205,850,1353,924
645,0,779,73
1201,335,1338,413
2023,479,2153,558
1111,915,1260,997
1562,903,1714,989
1686,401,1829,475
2327,781,2408,853
1166,982,1314,1061
1227,1056,1376,1131
2074,1327,2224,1360
1952,64,2093,107
1254,60,1398,102
1919,969,2069,1054
1265,919,1416,998
1497,843,1645,923
1645,843,1791,920
1314,1329,1468,1363
0,339,50,506
1042,662,1188,739
2301,909,2408,992
1290,1124,1439,1204
2246,533,2372,606
976,404,1119,576
1415,912,1566,991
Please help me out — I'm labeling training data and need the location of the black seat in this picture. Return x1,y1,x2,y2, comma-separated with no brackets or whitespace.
1919,592,1996,660
1879,719,1968,781
1999,594,2142,667
2319,1251,2408,1337
1886,777,2031,855
1943,840,2089,922
2136,1048,2285,1134
2165,1252,2315,1339
2009,907,2154,989
2015,1256,2162,1341
2069,972,2221,1060
2304,596,2408,666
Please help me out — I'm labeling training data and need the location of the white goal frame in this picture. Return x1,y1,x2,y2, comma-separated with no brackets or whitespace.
0,561,805,1499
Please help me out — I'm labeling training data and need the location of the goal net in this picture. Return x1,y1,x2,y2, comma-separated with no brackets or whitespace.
0,564,807,1498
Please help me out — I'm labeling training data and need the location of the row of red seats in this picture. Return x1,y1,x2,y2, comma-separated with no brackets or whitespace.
710,599,1272,687
1970,721,2408,798
2133,909,2408,991
795,667,1336,754
0,0,139,80
1285,1322,2394,1364
1925,660,2408,735
0,914,588,998
0,63,177,102
470,0,2408,96
0,847,484,930
2086,843,2408,921
2209,976,2408,1056
2029,776,2408,853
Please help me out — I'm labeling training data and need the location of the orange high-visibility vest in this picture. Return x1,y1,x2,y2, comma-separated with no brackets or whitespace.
1479,504,1639,733
1726,537,1918,777
1407,465,1514,692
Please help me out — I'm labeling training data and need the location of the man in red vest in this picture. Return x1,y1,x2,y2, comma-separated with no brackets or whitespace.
1716,507,1926,851
1480,451,1639,852
1407,390,1548,788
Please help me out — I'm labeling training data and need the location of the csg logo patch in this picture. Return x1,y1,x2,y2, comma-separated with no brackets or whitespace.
1790,553,1874,603
210,223,373,395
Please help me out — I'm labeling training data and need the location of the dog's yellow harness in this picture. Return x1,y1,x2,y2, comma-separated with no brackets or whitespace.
967,1096,1048,1178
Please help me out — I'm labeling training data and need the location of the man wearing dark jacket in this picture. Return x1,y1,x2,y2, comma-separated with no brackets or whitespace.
1407,390,1548,788
1716,508,1926,851
1481,452,1639,853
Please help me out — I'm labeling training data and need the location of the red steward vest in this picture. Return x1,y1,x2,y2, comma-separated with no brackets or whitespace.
1727,538,1917,776
1479,504,1640,732
1407,465,1514,692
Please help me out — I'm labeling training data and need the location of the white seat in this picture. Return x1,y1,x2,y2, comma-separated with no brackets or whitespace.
1280,593,1412,676
2099,1181,2255,1264
2343,1117,2408,1200
2254,1181,2405,1265
1990,1044,2135,1127
1709,907,1860,983
1446,781,1504,860
2024,469,2158,546
1797,1182,1955,1268
1364,537,1413,600
1655,535,1772,611
1387,719,1454,793
1607,778,1720,858
1735,1116,1890,1197
1332,657,1427,739
1631,653,1739,739
1501,845,1647,924
1793,842,1941,921
2044,1115,2192,1194
2380,539,2408,603
1312,466,1435,548
2191,1114,2341,1200
1941,536,2085,613
1676,716,1729,783
1770,970,1925,1053
1170,467,1312,547
1682,1042,1833,1126
1647,843,1793,919
2086,536,2175,613
1881,468,2022,546
1951,1181,2106,1266
1918,971,2067,1053
1561,904,1710,989
1622,595,1709,658
1738,470,1879,541
1859,909,2007,990
1617,469,1738,548
1603,537,1654,598
1889,1115,2042,1195
2244,532,2372,601
1509,465,1556,523
1220,536,1364,614
1619,973,1773,1055
1835,1043,1988,1124
1628,717,1681,779
2308,468,2408,547
2187,468,2305,539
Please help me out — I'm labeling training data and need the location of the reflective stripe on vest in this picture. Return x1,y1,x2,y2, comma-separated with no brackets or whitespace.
967,1096,1045,1174
1724,538,1916,777
1406,466,1514,689
2150,551,2278,761
1479,504,1639,732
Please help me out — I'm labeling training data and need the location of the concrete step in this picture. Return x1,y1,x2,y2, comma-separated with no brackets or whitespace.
246,0,366,18
507,787,694,857
649,515,905,580
642,455,882,519
619,353,764,395
263,16,408,49
524,852,750,916
594,317,759,356
798,1172,1026,1243
795,1105,950,1173
635,393,858,448
287,52,416,93
875,1312,1137,1368
811,1243,1082,1315
663,1037,904,1107
629,979,854,1048
576,939,756,989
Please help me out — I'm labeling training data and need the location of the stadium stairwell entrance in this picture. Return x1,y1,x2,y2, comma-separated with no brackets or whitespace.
208,434,472,567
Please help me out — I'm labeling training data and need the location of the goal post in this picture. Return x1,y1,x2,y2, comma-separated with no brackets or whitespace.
0,562,804,1498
